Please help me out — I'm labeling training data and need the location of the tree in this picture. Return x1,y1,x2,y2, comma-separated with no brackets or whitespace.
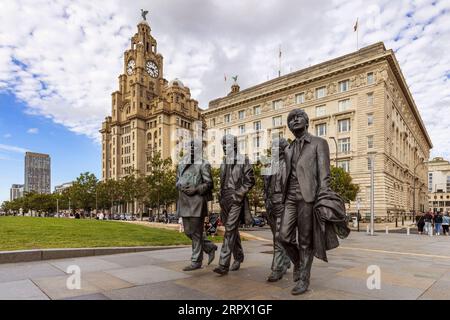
330,166,360,204
248,162,265,216
67,172,98,217
145,151,174,219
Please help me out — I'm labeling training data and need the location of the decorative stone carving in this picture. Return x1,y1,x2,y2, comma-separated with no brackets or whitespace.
327,82,337,95
305,89,314,101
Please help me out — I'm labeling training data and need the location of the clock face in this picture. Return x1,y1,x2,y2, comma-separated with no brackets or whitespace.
146,61,159,78
127,60,135,75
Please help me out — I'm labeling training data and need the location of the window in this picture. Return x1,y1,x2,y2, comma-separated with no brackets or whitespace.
315,105,326,117
295,93,305,104
238,110,246,120
210,118,216,127
447,176,450,192
338,99,351,112
253,135,261,148
239,124,246,135
316,123,327,137
254,105,261,115
367,92,374,106
223,128,231,135
367,158,373,171
272,99,283,110
238,140,246,152
366,186,372,202
367,72,374,85
339,80,349,92
338,138,350,154
338,119,351,132
368,114,374,126
272,116,282,127
316,86,327,99
337,160,350,173
367,135,374,149
254,121,262,131
224,114,231,123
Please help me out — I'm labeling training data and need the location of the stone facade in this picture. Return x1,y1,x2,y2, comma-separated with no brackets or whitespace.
202,42,432,218
428,157,450,213
100,20,203,180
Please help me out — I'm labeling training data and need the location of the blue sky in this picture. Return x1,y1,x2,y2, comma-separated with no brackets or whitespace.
0,93,101,202
1,0,450,203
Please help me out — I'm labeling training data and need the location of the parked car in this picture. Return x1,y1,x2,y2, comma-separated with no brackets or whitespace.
252,216,266,227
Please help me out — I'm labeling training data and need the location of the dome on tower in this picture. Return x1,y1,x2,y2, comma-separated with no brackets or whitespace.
169,78,185,89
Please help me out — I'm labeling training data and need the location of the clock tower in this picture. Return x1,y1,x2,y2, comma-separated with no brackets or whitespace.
101,14,204,181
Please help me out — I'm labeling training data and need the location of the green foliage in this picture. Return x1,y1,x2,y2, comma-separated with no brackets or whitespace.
330,166,360,203
247,162,265,214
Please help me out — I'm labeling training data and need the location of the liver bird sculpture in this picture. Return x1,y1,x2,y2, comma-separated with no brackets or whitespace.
141,9,149,21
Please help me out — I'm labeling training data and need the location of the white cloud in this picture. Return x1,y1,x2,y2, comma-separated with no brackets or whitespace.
0,0,449,159
2,134,12,138
0,144,27,153
27,128,39,134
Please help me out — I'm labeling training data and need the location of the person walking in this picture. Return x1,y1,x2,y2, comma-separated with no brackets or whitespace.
442,212,450,236
424,210,433,235
434,211,443,236
416,213,425,235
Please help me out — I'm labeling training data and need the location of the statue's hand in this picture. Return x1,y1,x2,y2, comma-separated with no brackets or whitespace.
182,186,197,196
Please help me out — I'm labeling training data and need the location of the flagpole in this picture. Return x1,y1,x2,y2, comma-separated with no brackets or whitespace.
278,45,281,77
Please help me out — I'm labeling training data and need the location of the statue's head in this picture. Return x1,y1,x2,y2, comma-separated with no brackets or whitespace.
184,138,203,162
287,109,309,134
222,134,238,156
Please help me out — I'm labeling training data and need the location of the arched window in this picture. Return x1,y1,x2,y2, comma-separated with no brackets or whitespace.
147,132,152,141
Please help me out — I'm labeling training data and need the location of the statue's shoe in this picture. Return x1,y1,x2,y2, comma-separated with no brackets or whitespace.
208,245,218,265
230,260,241,271
213,266,229,275
182,264,202,271
291,279,309,295
267,270,284,282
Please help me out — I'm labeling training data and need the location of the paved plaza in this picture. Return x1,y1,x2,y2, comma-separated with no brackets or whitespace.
1,230,450,300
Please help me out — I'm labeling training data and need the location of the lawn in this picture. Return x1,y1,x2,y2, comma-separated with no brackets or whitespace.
0,217,223,251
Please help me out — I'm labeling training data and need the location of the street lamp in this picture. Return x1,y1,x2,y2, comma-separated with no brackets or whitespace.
412,158,427,222
329,137,338,167
368,151,376,236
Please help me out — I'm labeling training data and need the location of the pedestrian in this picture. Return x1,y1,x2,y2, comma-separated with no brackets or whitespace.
434,211,443,236
416,213,425,235
424,210,433,235
442,212,450,236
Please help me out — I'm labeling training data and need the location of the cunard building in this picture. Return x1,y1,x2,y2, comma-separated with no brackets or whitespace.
202,43,432,219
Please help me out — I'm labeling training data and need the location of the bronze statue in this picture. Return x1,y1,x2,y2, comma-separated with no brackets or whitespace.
213,134,255,275
176,139,217,271
263,137,291,282
279,109,350,295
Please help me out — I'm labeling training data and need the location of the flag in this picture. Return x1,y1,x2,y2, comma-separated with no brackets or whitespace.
354,18,358,32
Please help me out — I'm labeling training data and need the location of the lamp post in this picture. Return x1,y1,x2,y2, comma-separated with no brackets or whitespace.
368,152,376,236
412,158,426,223
329,137,338,167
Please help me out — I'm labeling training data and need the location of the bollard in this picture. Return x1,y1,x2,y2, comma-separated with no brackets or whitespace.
366,225,370,234
429,226,433,237
407,227,410,235
385,226,389,234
